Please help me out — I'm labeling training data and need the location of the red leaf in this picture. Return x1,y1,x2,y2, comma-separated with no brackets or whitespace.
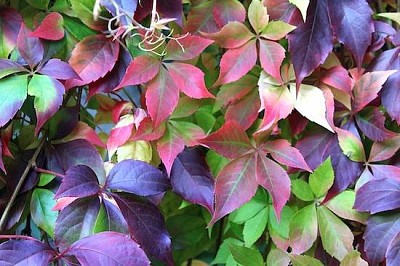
132,117,166,141
214,40,258,86
164,35,213,61
210,154,258,226
255,153,291,219
259,39,286,82
167,62,214,99
262,139,312,172
65,35,120,88
184,1,219,33
157,124,185,176
225,89,260,130
320,66,352,94
30,12,64,40
199,120,253,159
107,114,135,156
201,22,254,49
213,0,246,28
63,121,106,148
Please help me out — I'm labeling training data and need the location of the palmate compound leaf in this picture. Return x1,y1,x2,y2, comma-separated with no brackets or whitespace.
65,232,150,266
0,238,55,265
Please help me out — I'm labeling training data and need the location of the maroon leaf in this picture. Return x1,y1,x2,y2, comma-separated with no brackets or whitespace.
213,0,246,28
55,165,100,199
113,193,173,265
0,239,55,265
355,178,400,214
288,0,333,87
328,0,373,68
164,35,213,61
387,233,400,266
65,35,120,88
17,23,44,68
65,232,150,266
0,8,23,58
105,159,170,196
30,12,64,40
199,120,253,159
170,148,214,213
364,212,400,265
37,59,80,80
355,107,395,141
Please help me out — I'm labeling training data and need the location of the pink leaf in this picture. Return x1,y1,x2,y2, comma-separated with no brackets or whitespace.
184,1,219,34
30,12,64,40
369,136,400,162
259,39,286,82
213,0,246,28
225,89,260,130
63,121,106,148
107,114,135,156
157,124,185,176
201,22,254,49
132,117,166,141
164,35,213,61
320,66,352,94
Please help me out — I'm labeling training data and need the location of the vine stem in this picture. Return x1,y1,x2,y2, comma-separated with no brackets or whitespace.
0,138,46,231
34,167,65,178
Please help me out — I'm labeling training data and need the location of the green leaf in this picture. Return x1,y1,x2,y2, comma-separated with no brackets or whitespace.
248,0,269,34
317,206,354,260
325,190,368,224
291,179,314,201
69,0,106,30
230,197,266,225
266,248,291,266
309,157,334,198
336,128,366,162
206,150,230,177
269,205,295,239
63,16,97,41
243,207,268,247
38,173,56,187
290,254,323,266
30,188,58,237
212,238,243,264
289,204,318,254
117,140,152,163
196,109,217,134
26,0,49,9
228,244,264,266
93,203,108,233
261,21,296,41
340,250,368,266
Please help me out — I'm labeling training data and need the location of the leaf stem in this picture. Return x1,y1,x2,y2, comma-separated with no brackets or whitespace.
34,167,65,178
0,137,46,231
0,234,38,241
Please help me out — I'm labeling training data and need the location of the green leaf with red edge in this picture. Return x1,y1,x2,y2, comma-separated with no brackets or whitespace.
30,12,64,40
0,8,23,58
164,35,213,61
255,153,291,220
65,35,120,89
169,120,206,146
213,0,246,28
352,70,397,112
289,204,318,254
369,135,400,162
261,21,296,41
248,0,269,34
214,40,258,86
146,67,179,127
201,22,254,49
210,154,258,226
262,139,311,172
28,74,65,134
259,39,286,83
0,74,28,127
336,127,366,162
116,55,161,89
166,62,214,99
199,120,253,159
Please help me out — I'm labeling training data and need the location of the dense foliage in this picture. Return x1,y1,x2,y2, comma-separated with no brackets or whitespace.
0,0,400,265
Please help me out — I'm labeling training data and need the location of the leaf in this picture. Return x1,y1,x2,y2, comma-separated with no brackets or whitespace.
340,251,368,266
386,233,400,266
37,58,80,80
166,62,214,99
214,40,258,86
28,74,65,133
0,239,54,265
100,0,138,26
200,120,253,159
107,114,134,156
213,0,246,28
290,255,324,266
170,148,214,213
364,212,400,265
248,0,269,34
164,35,213,61
69,0,106,30
325,190,367,224
259,39,286,81
370,164,400,180
0,8,23,58
320,66,352,94
290,83,334,132
157,124,185,176
230,194,267,224
30,12,64,40
289,204,318,254
105,159,170,196
63,121,106,148
0,59,27,79
185,1,219,34
225,88,260,130
210,154,258,226
256,154,291,219
65,232,149,265
17,23,44,68
30,188,58,237
112,193,173,265
117,140,152,163
352,70,397,112
288,0,333,87
336,128,366,162
289,0,310,21
243,207,268,247
228,244,264,266
66,34,120,88
377,12,400,25
355,106,395,142
267,248,291,266
26,0,49,9
317,206,353,260
116,55,161,89
369,136,400,162
55,165,100,198
0,74,28,127
263,139,311,172
291,179,314,201
261,21,296,41
309,157,334,198
328,0,373,68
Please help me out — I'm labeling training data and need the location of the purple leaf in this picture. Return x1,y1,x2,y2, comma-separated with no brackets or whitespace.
355,178,400,213
37,59,80,80
355,106,396,141
288,0,333,87
105,159,170,196
170,148,214,213
370,164,400,180
55,165,100,199
0,59,27,79
328,0,373,68
370,21,396,52
112,193,173,265
387,233,400,266
364,212,400,265
17,23,44,68
0,8,23,58
65,232,150,266
0,239,55,265
102,198,129,234
45,139,106,184
135,0,183,26
100,0,138,26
